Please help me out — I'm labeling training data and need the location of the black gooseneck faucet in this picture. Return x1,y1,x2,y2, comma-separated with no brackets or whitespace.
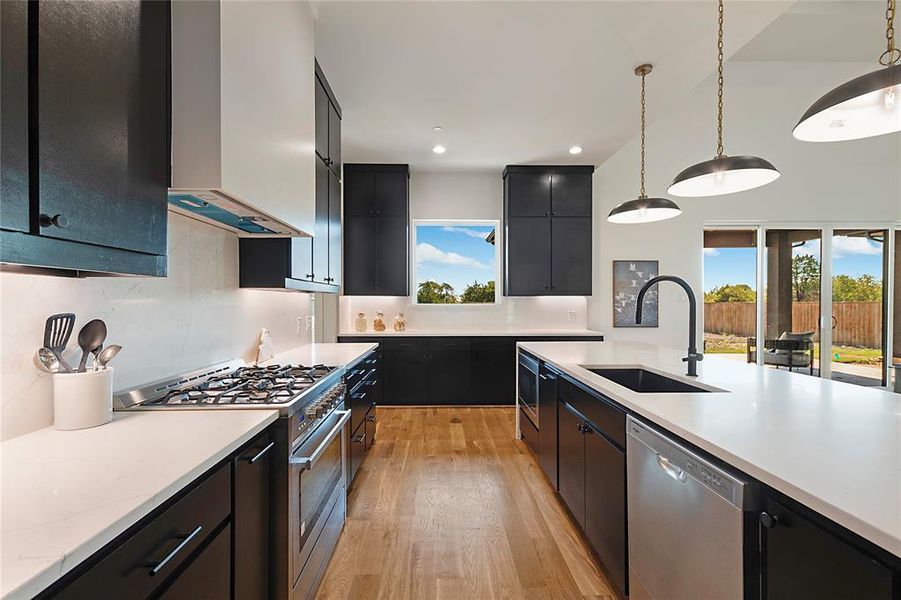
635,275,704,377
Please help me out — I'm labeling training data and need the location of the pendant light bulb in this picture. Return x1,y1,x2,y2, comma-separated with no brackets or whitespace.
794,1,900,142
607,64,682,224
668,0,779,197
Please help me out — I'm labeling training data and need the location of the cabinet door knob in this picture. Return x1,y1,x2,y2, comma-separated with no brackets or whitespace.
39,213,68,229
760,512,781,529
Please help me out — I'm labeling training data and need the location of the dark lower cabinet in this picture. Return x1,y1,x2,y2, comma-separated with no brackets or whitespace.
158,524,231,600
556,384,627,599
471,338,516,404
383,348,429,405
557,402,587,529
761,496,894,600
233,432,273,599
428,338,472,405
584,425,626,597
537,365,559,487
41,427,275,599
520,407,539,456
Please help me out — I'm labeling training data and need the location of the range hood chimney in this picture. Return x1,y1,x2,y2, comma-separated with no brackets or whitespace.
169,0,316,237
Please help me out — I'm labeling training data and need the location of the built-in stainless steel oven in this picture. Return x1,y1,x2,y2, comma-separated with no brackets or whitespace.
518,352,539,427
288,401,350,598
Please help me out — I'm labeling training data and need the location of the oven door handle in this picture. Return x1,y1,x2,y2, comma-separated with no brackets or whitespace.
289,410,351,470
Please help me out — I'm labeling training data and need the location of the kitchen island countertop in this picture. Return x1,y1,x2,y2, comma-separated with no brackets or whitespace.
518,340,901,559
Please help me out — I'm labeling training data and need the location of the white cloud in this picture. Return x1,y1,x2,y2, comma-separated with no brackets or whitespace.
832,236,882,258
703,248,719,256
416,243,489,269
441,226,491,240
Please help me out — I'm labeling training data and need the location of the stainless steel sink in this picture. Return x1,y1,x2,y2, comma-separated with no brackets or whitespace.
585,367,714,393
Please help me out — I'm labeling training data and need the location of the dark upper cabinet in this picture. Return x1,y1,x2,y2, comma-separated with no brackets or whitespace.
503,166,594,296
313,158,330,284
328,169,342,286
761,496,894,600
551,217,592,295
550,171,592,216
557,402,587,529
314,61,341,175
0,0,29,234
584,425,626,597
36,0,168,255
233,433,273,600
238,236,338,293
343,164,409,296
1,0,168,276
537,365,559,487
506,217,551,293
343,216,376,293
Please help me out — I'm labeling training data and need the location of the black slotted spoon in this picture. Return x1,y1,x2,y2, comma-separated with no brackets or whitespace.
43,313,75,373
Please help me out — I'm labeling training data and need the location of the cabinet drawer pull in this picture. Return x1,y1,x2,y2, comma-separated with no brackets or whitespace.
352,433,365,443
145,525,203,576
366,414,376,422
760,512,781,529
244,441,275,464
656,453,686,483
39,213,68,229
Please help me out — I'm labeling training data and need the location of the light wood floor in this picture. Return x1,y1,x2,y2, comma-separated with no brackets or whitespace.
316,407,616,600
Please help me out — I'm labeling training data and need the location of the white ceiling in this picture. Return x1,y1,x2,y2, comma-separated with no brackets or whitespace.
313,1,798,172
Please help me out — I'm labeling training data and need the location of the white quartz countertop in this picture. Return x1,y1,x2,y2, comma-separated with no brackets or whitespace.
0,408,278,599
518,341,901,559
337,328,604,337
265,341,378,367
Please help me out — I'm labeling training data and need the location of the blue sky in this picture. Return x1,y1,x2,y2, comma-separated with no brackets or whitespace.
415,224,496,295
703,235,885,292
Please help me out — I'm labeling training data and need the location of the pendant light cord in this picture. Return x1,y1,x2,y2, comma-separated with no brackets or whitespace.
639,70,647,198
716,0,725,158
882,0,899,66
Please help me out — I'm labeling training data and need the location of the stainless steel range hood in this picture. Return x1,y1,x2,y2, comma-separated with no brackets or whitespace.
169,0,316,237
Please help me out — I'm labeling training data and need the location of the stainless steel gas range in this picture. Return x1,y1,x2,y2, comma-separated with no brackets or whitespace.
114,360,350,599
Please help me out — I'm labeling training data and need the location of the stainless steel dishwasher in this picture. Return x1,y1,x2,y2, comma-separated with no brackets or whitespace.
626,416,758,600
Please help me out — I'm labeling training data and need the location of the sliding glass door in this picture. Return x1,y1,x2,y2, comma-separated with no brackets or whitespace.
702,223,900,392
830,229,887,387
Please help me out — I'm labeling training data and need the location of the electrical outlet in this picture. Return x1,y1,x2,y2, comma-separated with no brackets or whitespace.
567,309,576,322
296,317,304,334
306,315,314,332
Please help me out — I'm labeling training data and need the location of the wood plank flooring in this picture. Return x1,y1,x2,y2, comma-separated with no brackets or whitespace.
316,407,615,600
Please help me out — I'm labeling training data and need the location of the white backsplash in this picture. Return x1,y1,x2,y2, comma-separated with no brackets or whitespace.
339,295,588,333
0,213,313,441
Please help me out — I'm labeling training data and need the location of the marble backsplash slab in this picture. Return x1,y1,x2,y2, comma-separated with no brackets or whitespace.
0,213,313,441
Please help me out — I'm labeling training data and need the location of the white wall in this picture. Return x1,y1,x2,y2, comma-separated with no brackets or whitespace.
339,171,590,332
0,213,314,441
589,60,901,349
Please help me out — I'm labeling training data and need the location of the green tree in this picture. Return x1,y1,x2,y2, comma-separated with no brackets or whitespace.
704,283,756,303
417,280,457,304
832,274,882,301
792,254,821,301
460,280,495,303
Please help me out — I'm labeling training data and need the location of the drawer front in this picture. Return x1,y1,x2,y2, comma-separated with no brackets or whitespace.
346,353,378,391
350,380,376,432
428,337,471,352
558,377,625,449
349,419,368,485
519,407,539,456
157,523,231,600
55,464,232,599
381,337,427,353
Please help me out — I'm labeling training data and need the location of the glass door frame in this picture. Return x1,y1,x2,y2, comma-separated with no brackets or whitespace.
704,221,901,389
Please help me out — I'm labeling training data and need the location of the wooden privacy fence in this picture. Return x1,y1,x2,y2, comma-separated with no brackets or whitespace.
704,301,883,348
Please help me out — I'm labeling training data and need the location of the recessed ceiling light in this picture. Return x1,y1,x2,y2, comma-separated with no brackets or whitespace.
569,146,583,155
432,145,446,154
432,126,443,132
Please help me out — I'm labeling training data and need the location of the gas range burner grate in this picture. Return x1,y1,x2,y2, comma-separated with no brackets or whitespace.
145,363,338,407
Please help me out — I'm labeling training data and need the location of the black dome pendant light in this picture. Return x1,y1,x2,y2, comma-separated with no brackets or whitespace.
794,0,900,142
668,0,780,197
608,64,682,224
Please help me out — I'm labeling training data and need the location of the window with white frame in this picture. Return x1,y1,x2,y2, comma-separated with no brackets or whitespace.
412,220,499,304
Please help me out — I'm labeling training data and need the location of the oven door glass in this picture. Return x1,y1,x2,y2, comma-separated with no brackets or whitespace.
290,409,348,583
